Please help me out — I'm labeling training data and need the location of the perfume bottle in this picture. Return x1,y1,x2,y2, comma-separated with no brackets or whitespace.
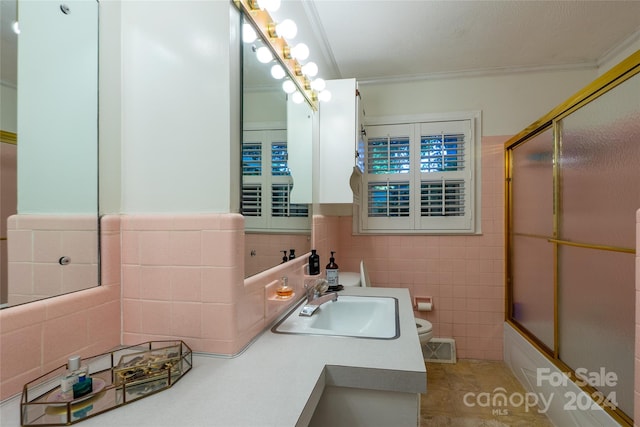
61,355,88,396
276,276,293,299
73,373,93,399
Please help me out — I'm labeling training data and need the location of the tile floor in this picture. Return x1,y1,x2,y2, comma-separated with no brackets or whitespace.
421,359,554,427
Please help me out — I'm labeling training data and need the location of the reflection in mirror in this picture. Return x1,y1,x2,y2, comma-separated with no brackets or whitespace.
0,0,99,308
241,14,311,278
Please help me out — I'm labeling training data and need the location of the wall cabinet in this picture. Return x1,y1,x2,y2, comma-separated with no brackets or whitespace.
317,78,364,203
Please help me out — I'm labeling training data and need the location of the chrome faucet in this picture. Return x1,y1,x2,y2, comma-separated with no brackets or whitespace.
300,279,338,317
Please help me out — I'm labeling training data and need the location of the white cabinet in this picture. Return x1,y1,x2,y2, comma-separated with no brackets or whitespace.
288,98,313,204
318,78,364,203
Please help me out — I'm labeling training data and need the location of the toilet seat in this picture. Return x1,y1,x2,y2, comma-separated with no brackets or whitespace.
415,317,433,345
415,318,432,334
340,272,361,287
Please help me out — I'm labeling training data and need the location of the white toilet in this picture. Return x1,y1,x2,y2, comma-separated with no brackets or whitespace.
342,261,433,346
339,271,361,288
415,318,433,345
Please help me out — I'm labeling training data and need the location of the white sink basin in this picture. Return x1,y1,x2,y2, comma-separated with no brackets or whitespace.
272,295,399,339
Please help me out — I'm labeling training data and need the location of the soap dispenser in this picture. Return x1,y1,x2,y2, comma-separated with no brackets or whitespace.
308,249,320,275
326,251,339,286
288,249,296,260
281,251,288,263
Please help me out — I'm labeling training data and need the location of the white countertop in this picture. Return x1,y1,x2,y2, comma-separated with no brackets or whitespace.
1,287,426,427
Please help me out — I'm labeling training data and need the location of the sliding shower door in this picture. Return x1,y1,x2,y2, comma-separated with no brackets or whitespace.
509,128,555,350
557,75,640,417
506,54,640,425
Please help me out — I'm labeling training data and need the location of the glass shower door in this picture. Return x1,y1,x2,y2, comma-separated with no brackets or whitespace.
557,75,640,417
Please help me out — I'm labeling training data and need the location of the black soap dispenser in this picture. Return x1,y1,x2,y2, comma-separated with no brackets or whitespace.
281,251,288,263
326,251,339,286
308,249,320,275
288,249,296,260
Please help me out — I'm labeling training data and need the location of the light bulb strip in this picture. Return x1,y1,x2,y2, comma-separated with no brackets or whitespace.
234,0,318,110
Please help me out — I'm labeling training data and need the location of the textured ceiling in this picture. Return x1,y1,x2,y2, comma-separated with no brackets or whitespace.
298,0,640,82
2,1,640,88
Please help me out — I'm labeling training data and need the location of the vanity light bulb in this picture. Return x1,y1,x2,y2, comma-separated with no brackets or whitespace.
292,91,305,104
256,46,273,64
290,43,309,60
310,78,326,91
242,24,257,43
319,90,332,102
275,19,297,39
282,80,297,94
12,21,20,35
271,64,286,80
257,0,280,12
300,62,318,77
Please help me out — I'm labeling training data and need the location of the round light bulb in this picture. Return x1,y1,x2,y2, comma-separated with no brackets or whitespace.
319,90,332,102
300,62,318,77
275,19,297,39
256,46,273,64
271,64,286,80
257,0,280,12
310,78,326,91
292,91,305,104
290,43,309,60
282,80,297,94
242,24,257,43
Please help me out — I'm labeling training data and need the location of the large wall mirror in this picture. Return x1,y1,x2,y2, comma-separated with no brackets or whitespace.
0,0,99,308
240,12,313,278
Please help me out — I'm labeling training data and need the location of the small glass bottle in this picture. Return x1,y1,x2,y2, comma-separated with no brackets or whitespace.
73,373,93,399
276,276,294,299
61,355,88,396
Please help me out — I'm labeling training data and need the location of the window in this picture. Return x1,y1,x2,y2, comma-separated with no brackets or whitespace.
357,113,480,234
242,129,310,231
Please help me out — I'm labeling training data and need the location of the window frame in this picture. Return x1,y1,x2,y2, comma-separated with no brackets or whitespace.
355,111,482,235
242,124,311,232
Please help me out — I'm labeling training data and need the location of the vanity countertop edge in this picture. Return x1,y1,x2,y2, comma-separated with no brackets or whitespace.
1,287,426,427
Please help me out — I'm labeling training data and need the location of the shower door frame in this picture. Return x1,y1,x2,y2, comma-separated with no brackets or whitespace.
504,50,640,427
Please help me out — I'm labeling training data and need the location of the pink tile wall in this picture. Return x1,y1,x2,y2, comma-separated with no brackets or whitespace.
6,215,99,305
244,233,311,277
313,136,508,360
120,213,305,356
311,214,341,271
0,215,121,400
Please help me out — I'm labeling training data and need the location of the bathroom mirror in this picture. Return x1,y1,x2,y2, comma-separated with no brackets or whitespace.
0,0,99,308
240,13,312,278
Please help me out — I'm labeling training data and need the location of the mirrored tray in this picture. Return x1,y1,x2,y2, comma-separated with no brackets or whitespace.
20,341,192,426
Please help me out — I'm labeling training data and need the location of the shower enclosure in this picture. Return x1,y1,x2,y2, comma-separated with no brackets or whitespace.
505,52,640,426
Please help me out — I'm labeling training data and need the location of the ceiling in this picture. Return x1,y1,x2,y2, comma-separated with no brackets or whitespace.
2,1,640,88
282,0,640,83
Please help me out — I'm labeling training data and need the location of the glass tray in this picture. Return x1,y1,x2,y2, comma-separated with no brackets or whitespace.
20,341,192,426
